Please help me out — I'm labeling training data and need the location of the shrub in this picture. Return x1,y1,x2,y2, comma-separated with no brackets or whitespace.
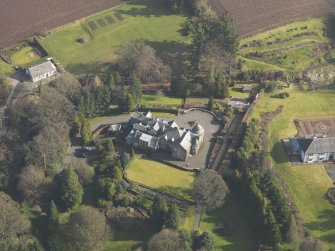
327,187,335,205
272,92,290,99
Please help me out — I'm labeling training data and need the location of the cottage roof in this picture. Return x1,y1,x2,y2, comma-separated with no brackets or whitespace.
168,120,179,128
243,84,252,91
179,131,192,152
28,61,56,78
295,138,313,153
304,137,335,155
144,111,153,118
139,133,153,143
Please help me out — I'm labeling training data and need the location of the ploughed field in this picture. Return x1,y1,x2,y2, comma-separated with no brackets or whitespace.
207,0,332,37
0,0,121,49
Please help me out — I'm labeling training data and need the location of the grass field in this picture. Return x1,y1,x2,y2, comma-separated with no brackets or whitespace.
238,18,330,74
180,208,196,231
126,156,196,200
102,231,152,251
200,197,257,251
40,1,190,68
251,87,335,249
141,94,182,106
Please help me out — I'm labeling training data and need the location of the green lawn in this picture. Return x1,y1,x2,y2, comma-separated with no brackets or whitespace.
40,1,190,68
141,94,182,106
251,87,335,249
126,156,196,200
238,56,284,72
238,18,330,74
240,18,328,52
180,208,196,232
200,197,257,251
0,45,42,75
102,231,152,251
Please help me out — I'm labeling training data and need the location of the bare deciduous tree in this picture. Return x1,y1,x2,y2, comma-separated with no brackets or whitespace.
17,165,52,205
66,206,111,251
0,192,30,251
300,236,324,251
119,42,171,82
72,161,94,186
148,229,191,251
193,169,229,210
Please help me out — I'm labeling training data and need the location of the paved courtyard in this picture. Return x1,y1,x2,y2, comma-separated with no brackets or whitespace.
152,110,221,169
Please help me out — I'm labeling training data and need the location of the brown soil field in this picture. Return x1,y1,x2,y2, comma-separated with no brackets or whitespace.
0,0,121,49
207,0,333,37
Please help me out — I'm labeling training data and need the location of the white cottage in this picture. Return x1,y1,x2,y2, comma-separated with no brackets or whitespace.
289,137,335,163
26,61,56,82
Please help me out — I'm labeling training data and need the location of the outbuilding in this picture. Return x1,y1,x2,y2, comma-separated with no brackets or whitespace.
242,84,252,93
26,61,57,82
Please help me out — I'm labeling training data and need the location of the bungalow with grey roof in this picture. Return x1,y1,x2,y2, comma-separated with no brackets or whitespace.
26,61,57,82
289,136,335,163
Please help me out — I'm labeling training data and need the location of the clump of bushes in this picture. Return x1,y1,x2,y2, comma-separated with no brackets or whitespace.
327,187,335,205
272,92,290,99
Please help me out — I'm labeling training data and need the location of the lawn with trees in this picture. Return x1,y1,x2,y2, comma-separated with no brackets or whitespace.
125,156,196,200
250,86,335,249
200,197,257,251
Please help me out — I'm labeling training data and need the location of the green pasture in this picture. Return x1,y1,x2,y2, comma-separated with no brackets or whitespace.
238,18,331,74
126,156,196,200
141,94,182,106
240,18,328,52
200,197,257,251
238,56,284,72
251,87,335,248
102,230,152,251
40,1,190,69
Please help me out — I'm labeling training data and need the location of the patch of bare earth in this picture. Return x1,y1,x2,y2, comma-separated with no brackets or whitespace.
206,0,332,37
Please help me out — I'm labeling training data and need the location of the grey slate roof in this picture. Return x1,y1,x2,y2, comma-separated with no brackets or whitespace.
178,131,192,152
305,137,335,155
243,84,252,91
28,61,56,78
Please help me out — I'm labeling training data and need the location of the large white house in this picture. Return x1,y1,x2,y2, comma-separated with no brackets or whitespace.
26,61,56,82
289,137,335,163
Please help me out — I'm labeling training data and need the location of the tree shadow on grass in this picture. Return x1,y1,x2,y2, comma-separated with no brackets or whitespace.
158,185,193,201
145,40,191,76
304,209,335,245
201,197,257,251
324,14,335,46
118,0,185,18
66,61,116,77
270,141,290,164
